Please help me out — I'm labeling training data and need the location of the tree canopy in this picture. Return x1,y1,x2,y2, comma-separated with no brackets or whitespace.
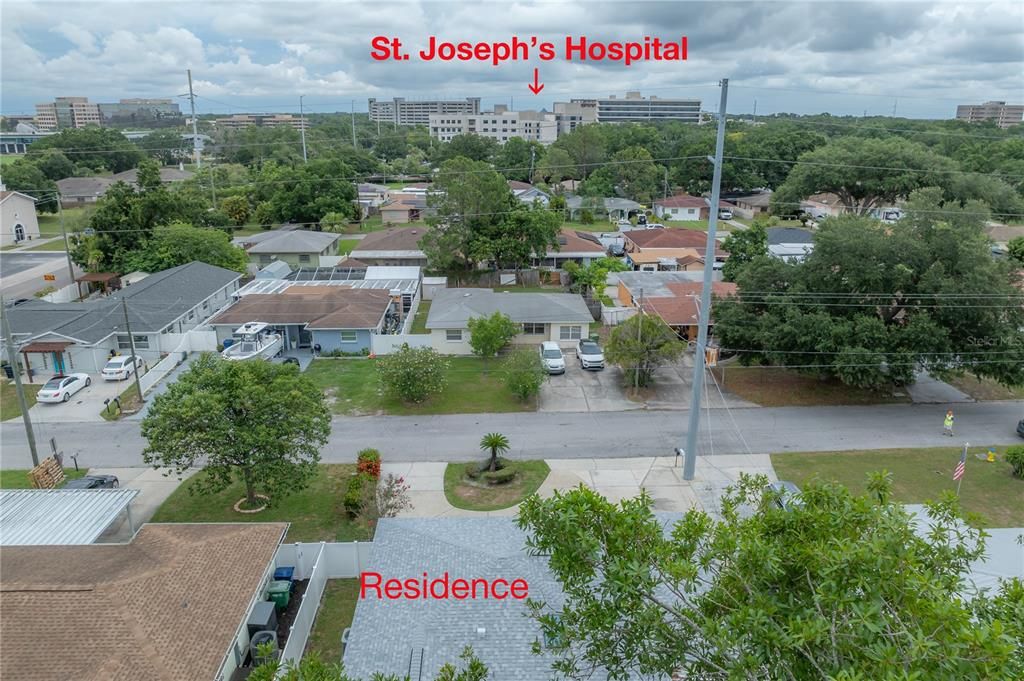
604,313,685,388
517,474,1023,680
141,354,330,507
467,312,519,363
714,190,1024,389
123,223,248,273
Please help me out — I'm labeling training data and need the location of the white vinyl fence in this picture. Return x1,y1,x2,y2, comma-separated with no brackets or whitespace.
274,541,374,672
138,328,218,394
601,305,638,326
370,333,434,356
40,283,79,303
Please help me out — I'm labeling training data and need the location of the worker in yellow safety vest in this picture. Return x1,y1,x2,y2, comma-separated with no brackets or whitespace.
943,410,954,437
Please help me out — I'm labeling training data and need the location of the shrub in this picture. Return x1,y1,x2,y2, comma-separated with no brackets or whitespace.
482,467,517,485
376,345,450,403
375,473,412,518
580,208,594,224
501,347,547,401
343,473,373,517
357,448,382,479
464,462,483,479
1006,446,1024,479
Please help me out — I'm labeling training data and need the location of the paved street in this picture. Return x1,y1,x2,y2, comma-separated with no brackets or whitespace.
2,401,1021,469
0,251,78,299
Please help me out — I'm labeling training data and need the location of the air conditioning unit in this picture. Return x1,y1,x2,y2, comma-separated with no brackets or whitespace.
250,630,279,666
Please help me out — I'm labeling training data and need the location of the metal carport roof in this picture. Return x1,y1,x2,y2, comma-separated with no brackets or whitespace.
0,488,139,546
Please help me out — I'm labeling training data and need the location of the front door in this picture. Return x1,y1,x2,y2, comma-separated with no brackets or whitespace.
51,352,66,374
298,328,312,348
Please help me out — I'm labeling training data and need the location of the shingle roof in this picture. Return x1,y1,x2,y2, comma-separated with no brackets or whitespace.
344,518,677,681
247,230,340,254
654,193,706,209
352,227,428,254
55,176,115,199
767,227,815,245
625,228,722,251
542,229,606,256
642,281,738,327
426,289,592,329
732,192,772,207
209,286,391,329
4,261,241,344
111,167,194,183
0,523,286,681
0,190,36,204
616,270,722,297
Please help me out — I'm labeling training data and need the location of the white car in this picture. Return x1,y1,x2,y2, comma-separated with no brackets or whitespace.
576,339,605,370
539,341,565,375
36,373,91,403
101,355,146,381
718,210,733,220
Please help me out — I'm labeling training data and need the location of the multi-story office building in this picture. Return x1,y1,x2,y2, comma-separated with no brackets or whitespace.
370,97,481,127
571,91,701,123
552,100,598,134
214,114,309,131
429,106,558,144
34,97,102,131
98,98,182,126
955,101,1024,129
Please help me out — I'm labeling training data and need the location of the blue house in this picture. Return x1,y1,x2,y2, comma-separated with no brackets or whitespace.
209,287,393,354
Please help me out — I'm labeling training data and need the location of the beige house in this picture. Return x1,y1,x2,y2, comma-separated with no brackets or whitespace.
247,230,341,268
0,190,40,247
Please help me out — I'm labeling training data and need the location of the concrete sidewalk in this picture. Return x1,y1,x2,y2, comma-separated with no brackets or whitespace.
382,454,777,519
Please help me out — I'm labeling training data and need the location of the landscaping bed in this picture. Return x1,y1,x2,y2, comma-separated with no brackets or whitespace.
771,446,1023,527
711,366,910,407
443,459,550,511
304,357,536,416
150,464,372,542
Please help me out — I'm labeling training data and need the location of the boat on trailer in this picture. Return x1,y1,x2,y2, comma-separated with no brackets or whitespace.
221,322,284,361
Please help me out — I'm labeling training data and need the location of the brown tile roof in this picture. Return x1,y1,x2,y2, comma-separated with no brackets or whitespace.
336,256,370,268
654,194,706,209
210,286,391,329
550,229,606,254
508,180,534,190
625,228,724,252
352,227,429,253
0,523,285,681
642,281,738,326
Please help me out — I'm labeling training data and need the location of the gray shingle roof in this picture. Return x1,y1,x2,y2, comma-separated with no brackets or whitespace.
425,289,593,329
767,227,814,245
343,517,678,681
247,230,339,254
55,176,115,199
4,262,240,344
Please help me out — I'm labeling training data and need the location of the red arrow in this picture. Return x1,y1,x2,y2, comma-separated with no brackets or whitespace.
528,68,544,95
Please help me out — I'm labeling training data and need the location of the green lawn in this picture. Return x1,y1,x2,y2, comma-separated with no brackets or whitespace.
663,220,709,231
99,382,144,421
712,366,910,407
305,579,359,662
562,220,616,233
410,300,431,334
771,447,1024,528
304,357,535,416
37,207,86,237
443,460,551,511
336,239,358,255
150,464,372,542
0,468,88,488
1,379,41,421
25,238,69,252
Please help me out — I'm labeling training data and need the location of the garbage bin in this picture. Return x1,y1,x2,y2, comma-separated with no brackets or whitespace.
266,580,291,610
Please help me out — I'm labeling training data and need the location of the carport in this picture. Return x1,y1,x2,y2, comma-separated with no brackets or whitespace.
18,340,73,382
0,488,139,545
75,271,121,298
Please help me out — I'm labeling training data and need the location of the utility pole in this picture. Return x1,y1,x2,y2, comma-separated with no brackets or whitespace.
1,298,39,466
351,100,357,149
663,167,669,200
682,78,728,481
56,196,75,284
634,289,644,391
529,147,536,182
299,95,308,163
187,69,201,168
120,298,144,405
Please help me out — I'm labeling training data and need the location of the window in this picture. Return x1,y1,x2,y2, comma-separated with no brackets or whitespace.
559,325,582,341
187,309,195,321
117,334,150,350
299,254,311,263
446,329,463,342
522,323,544,335
259,255,272,264
340,330,358,343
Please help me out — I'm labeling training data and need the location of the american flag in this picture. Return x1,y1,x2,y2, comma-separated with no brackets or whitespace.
953,448,967,481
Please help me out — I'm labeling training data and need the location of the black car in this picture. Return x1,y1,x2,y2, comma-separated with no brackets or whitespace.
64,474,120,489
1017,419,1024,438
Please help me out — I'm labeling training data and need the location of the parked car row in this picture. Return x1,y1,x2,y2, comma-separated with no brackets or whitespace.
538,339,607,375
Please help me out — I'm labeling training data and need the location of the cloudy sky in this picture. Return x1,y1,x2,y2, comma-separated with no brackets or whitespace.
2,1,1022,119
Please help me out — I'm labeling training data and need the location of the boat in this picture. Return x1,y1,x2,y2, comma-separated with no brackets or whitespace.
221,322,283,361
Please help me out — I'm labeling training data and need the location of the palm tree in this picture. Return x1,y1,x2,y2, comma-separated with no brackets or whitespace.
480,432,510,473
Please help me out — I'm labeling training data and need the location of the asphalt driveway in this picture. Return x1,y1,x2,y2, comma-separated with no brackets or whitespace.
29,374,130,423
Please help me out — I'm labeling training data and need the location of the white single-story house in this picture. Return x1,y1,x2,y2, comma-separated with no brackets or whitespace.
767,227,815,263
1,190,41,247
426,288,594,353
1,261,242,378
508,180,550,206
350,227,429,267
533,229,607,269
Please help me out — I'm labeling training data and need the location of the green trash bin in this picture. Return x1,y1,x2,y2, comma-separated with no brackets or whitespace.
267,580,291,610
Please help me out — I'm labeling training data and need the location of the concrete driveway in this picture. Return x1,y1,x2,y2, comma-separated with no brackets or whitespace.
29,374,130,423
539,361,640,413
